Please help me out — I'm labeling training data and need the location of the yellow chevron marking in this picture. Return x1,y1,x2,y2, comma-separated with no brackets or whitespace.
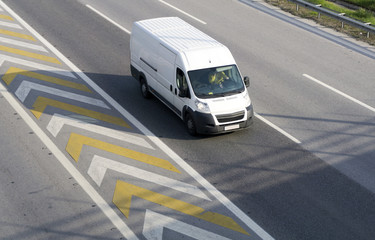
2,67,91,92
0,14,14,21
113,181,249,235
66,133,179,173
0,29,35,41
0,45,61,64
30,96,130,128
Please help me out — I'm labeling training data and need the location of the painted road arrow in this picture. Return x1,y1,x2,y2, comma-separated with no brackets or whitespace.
143,210,231,240
30,96,130,128
2,66,89,91
113,180,249,236
15,81,108,108
47,113,152,149
65,133,179,173
87,155,209,200
0,56,76,79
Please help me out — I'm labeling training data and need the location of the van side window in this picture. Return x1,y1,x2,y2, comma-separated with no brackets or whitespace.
176,68,189,97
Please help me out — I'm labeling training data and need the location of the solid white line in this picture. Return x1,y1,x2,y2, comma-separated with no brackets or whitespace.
15,80,109,108
88,155,210,200
0,2,138,239
303,74,375,113
0,81,139,240
85,4,131,35
0,20,22,29
47,113,153,149
0,1,273,239
255,113,301,144
0,36,48,52
143,210,230,240
159,0,207,25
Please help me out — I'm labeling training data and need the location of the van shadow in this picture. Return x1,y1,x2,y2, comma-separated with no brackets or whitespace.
84,71,236,140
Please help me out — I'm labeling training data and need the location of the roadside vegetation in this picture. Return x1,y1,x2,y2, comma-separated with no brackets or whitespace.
340,0,375,12
264,0,375,45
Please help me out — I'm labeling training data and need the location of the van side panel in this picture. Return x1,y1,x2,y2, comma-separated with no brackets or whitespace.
156,44,177,105
130,23,158,90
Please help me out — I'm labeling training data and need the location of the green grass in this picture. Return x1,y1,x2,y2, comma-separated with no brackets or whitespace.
264,0,375,46
306,0,375,24
340,0,375,11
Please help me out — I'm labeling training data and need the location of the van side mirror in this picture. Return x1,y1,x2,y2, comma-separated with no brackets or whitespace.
179,88,188,98
178,89,186,97
244,76,250,87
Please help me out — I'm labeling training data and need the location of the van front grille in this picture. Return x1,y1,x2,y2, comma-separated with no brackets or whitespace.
216,111,244,123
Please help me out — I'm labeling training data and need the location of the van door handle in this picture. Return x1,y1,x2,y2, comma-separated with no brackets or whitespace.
175,88,177,95
170,85,172,91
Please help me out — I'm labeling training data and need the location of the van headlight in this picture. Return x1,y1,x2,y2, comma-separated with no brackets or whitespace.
243,93,251,107
195,99,210,113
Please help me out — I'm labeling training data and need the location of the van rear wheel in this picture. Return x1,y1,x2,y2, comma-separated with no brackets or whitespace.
140,78,151,99
186,113,197,136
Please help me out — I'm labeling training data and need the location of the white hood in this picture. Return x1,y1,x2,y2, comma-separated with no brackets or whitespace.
205,93,247,114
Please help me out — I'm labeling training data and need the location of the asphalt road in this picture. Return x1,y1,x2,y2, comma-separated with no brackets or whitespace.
1,0,375,239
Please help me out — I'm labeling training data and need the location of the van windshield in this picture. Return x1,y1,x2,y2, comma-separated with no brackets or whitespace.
188,65,245,98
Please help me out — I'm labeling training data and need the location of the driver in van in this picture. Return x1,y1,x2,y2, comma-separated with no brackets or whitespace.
208,70,229,88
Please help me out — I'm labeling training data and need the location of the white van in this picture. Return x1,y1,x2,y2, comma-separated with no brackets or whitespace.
130,17,253,135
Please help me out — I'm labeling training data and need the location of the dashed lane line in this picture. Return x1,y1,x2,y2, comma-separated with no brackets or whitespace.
303,73,375,113
158,0,207,25
255,113,301,144
86,5,131,34
0,1,274,239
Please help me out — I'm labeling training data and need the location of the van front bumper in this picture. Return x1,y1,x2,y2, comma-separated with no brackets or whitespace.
192,105,254,135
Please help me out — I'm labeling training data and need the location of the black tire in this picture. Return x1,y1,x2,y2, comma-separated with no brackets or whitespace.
185,113,197,136
140,77,151,99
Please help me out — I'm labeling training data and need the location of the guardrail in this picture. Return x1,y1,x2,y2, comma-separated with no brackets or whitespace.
289,0,375,37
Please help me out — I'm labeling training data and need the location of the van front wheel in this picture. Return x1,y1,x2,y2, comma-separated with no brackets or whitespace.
186,113,197,136
140,78,151,99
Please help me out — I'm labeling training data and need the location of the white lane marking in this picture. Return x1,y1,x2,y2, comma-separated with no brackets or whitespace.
0,1,273,239
15,80,109,108
303,74,375,113
255,113,301,144
159,0,207,25
0,20,22,29
0,36,48,52
0,2,138,239
0,55,76,79
47,113,154,149
86,4,131,34
143,210,230,240
88,155,210,200
0,81,139,240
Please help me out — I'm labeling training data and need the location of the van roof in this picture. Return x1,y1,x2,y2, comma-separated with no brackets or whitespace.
134,17,223,52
